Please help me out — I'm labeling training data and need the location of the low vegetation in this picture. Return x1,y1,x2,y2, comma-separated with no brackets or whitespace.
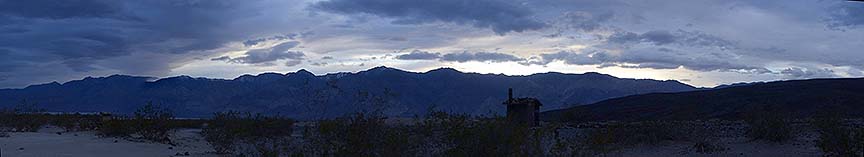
201,111,295,156
0,102,51,132
50,113,102,132
812,114,864,156
0,111,50,132
742,106,794,143
97,103,185,143
301,111,555,156
5,102,864,156
581,120,725,154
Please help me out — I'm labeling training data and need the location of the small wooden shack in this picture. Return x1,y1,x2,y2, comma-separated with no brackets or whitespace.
503,88,542,126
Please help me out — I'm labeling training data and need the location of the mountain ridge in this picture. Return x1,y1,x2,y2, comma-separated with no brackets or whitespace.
0,66,697,119
542,77,864,122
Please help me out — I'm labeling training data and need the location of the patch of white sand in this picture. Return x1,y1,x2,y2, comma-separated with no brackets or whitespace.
0,126,218,157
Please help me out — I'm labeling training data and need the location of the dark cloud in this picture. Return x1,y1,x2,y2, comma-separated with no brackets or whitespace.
321,56,334,60
223,41,306,65
395,50,441,60
0,27,29,34
639,30,678,45
827,3,864,28
45,32,130,59
243,34,295,47
0,0,276,87
606,31,641,44
311,62,329,66
62,59,101,72
780,67,836,78
312,0,546,35
531,49,771,74
557,11,614,32
0,49,18,72
0,0,123,19
242,32,313,47
561,29,772,73
537,10,616,39
441,52,525,63
394,50,526,63
607,30,734,49
385,36,408,41
284,60,303,67
210,56,231,61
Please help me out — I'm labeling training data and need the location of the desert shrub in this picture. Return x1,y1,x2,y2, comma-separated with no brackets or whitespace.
443,117,543,156
169,119,207,129
585,121,695,152
584,125,619,153
854,128,864,156
0,102,50,132
743,107,793,143
16,114,50,132
306,112,393,156
50,113,102,132
581,121,724,154
304,111,517,156
618,121,693,145
0,112,50,132
688,124,726,153
132,103,174,143
98,117,135,137
202,111,295,156
812,115,863,156
415,111,555,156
549,126,590,156
97,103,175,143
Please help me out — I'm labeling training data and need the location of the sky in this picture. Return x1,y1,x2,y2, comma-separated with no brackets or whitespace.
1,0,863,88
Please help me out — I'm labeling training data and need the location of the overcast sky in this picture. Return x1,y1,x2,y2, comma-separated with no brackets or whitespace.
1,0,863,88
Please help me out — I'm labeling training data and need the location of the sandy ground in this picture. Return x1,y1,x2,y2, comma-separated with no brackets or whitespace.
614,138,823,157
601,122,826,157
0,126,218,157
0,122,835,156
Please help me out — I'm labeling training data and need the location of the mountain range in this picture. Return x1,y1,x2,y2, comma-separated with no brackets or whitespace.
0,66,695,119
542,78,864,122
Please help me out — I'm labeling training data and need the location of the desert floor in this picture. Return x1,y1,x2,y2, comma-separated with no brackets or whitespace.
0,126,217,157
0,123,831,157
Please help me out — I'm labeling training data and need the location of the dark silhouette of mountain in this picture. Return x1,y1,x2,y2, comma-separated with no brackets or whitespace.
542,78,864,122
0,66,695,119
713,81,765,89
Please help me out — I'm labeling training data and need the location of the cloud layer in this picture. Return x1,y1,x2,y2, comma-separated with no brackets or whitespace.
312,0,546,35
395,50,524,63
213,41,306,66
1,0,863,88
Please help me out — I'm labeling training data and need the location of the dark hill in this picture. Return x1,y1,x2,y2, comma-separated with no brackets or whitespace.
542,78,864,122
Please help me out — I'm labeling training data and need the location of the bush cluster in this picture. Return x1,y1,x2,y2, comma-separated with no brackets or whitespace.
304,112,405,156
301,111,556,156
581,121,724,154
1,106,102,133
0,111,50,132
0,102,51,132
201,111,295,156
97,103,176,143
742,107,793,143
51,113,102,131
812,115,864,156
